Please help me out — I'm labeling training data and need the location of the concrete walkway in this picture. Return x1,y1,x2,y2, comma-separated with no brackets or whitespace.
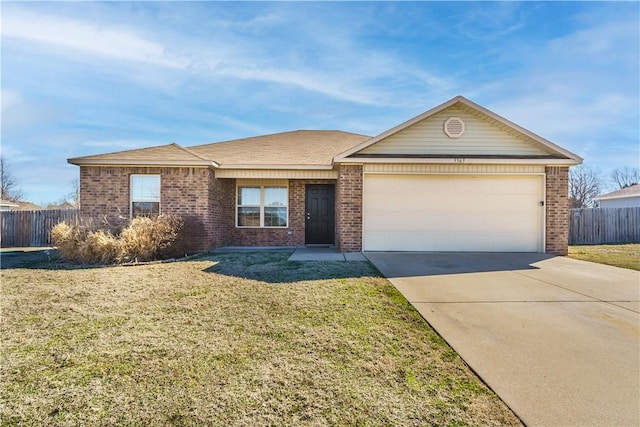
365,252,640,427
288,247,367,262
213,246,368,261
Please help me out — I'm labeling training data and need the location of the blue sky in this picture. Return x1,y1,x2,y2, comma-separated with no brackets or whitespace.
2,1,639,205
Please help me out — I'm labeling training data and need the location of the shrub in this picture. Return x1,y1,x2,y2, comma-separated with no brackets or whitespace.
119,215,184,263
82,230,120,264
51,222,89,263
51,214,185,264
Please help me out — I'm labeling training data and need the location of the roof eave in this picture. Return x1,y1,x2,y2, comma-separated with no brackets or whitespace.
594,194,640,201
335,157,581,166
67,159,219,168
216,164,334,170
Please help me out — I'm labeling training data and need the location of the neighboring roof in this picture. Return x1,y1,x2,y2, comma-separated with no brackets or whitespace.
0,199,19,208
335,95,583,165
190,130,370,169
69,131,370,169
68,143,215,167
594,184,640,201
46,202,76,209
11,201,43,211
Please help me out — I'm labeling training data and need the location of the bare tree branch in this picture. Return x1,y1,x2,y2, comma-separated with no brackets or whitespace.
45,177,80,208
610,167,640,189
0,155,24,202
569,164,602,208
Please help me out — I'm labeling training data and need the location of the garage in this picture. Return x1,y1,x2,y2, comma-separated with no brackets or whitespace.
363,174,544,252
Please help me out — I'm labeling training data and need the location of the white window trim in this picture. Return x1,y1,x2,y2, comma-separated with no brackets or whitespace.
130,174,161,218
236,184,289,228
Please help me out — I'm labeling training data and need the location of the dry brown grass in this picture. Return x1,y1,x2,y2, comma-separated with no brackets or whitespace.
51,215,184,264
1,252,521,426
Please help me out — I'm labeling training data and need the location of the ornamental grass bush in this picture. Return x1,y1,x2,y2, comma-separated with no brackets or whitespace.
51,214,185,264
119,215,184,263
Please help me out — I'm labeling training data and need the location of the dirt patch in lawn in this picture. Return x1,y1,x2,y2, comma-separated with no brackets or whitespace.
568,244,640,271
1,252,521,426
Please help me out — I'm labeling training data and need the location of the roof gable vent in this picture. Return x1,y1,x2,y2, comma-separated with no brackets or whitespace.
444,116,465,138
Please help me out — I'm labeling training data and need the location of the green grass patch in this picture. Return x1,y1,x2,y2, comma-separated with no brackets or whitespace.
1,252,521,426
568,243,640,271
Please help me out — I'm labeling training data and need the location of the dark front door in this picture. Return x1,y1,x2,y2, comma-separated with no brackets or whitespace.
305,184,335,245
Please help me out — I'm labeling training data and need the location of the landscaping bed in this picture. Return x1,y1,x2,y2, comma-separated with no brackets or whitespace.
1,252,521,426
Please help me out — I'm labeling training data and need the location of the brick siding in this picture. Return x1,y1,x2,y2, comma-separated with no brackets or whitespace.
80,165,568,255
79,167,346,251
79,166,215,252
336,164,363,252
545,166,569,255
225,179,336,247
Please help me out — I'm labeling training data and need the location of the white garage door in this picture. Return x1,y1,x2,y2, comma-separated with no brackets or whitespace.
363,174,544,252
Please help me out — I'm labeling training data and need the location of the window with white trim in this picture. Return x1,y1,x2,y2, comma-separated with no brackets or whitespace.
130,174,160,217
237,185,288,227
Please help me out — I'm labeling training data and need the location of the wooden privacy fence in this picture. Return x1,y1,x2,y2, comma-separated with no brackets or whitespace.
569,207,640,245
0,209,79,248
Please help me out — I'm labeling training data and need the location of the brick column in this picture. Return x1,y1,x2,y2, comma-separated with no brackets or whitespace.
336,164,363,252
545,166,569,255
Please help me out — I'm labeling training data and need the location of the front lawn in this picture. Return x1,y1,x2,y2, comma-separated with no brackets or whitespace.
1,252,520,426
568,244,640,271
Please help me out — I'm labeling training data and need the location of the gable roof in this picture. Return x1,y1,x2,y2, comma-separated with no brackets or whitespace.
68,143,215,167
594,184,640,201
190,130,370,169
335,95,582,165
69,131,370,169
68,96,582,170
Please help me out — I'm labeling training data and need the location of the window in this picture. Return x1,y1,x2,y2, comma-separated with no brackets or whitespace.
237,185,288,227
130,175,160,217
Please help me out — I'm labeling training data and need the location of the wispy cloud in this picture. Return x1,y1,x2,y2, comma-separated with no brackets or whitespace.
1,4,451,107
1,2,637,203
1,8,187,68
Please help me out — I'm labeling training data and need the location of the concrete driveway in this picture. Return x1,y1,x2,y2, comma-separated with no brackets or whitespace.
365,252,640,427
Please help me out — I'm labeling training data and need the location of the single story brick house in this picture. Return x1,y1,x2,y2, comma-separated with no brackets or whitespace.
68,96,582,255
594,184,640,208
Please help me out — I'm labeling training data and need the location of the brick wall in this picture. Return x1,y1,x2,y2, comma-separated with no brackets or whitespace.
79,168,348,251
210,175,234,248
226,179,336,247
336,164,363,252
545,166,569,255
79,166,215,251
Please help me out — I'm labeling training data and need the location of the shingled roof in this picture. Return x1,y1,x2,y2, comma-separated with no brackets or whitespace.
68,130,371,169
68,143,212,166
594,184,640,201
190,130,370,168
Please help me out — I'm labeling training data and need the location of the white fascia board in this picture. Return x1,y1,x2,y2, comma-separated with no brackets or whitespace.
594,194,640,201
216,164,334,170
